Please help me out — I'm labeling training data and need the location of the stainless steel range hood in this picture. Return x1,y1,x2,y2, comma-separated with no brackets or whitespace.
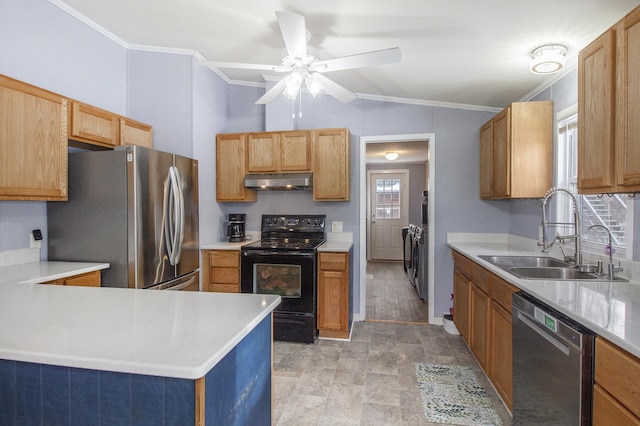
244,173,313,190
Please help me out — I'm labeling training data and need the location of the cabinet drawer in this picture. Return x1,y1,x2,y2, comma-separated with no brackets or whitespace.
471,262,490,293
490,274,518,312
210,266,239,284
452,250,471,278
319,252,348,271
208,283,239,293
593,384,640,425
44,270,101,287
209,251,239,267
595,337,640,419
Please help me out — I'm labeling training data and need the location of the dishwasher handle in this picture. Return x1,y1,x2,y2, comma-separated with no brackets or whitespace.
516,310,571,356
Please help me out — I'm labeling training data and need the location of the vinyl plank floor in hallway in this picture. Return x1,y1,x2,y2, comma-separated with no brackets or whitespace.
366,261,428,323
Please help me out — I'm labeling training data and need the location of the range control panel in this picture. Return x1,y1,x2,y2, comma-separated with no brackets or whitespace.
261,215,326,233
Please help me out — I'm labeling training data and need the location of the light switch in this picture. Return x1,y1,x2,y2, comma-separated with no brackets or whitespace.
332,221,343,232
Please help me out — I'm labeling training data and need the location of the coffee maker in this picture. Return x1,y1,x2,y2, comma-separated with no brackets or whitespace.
227,213,246,242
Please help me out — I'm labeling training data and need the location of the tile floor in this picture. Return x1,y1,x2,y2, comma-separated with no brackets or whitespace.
273,321,513,425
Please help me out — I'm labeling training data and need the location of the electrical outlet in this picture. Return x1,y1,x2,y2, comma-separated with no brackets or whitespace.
538,226,543,241
331,221,343,232
30,229,42,249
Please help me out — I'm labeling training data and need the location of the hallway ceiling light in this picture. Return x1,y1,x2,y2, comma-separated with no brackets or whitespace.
530,44,567,75
385,152,399,161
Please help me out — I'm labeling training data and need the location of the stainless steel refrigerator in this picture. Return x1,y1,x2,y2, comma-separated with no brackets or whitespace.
48,146,199,290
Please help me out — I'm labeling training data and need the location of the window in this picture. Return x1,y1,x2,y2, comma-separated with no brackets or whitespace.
375,178,401,219
556,106,634,259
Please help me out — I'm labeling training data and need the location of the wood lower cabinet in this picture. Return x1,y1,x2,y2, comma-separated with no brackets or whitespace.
43,270,101,287
0,74,68,201
317,252,350,339
470,283,490,370
593,337,640,424
452,250,517,410
313,128,350,201
216,134,256,202
488,272,517,411
202,250,240,293
452,252,471,344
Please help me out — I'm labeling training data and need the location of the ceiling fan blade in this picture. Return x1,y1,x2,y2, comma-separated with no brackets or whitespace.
311,73,357,103
275,11,308,60
255,76,289,104
197,61,290,73
313,47,401,73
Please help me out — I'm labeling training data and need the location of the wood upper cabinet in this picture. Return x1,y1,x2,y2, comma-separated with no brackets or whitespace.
480,100,553,199
120,117,153,148
479,120,493,198
0,74,68,201
247,130,312,172
313,128,350,201
247,132,279,172
202,250,240,293
216,133,257,202
281,130,312,171
317,251,350,339
578,28,616,192
69,101,119,148
579,5,640,193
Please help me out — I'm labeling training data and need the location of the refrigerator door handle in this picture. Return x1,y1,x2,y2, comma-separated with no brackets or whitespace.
164,167,179,265
173,166,185,264
167,166,183,266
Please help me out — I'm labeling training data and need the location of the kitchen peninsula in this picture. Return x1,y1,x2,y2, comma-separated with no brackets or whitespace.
0,281,280,425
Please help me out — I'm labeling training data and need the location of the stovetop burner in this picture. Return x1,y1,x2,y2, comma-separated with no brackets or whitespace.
241,214,326,252
243,238,325,251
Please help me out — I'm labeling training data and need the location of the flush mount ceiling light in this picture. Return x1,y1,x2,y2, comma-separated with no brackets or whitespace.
385,152,399,161
530,44,568,75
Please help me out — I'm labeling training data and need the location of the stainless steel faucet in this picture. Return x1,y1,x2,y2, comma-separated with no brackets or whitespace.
584,224,623,280
539,187,582,267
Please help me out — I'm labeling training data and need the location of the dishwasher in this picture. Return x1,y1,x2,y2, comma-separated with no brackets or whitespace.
512,291,594,425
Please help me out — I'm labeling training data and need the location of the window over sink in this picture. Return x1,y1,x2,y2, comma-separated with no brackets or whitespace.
556,105,634,259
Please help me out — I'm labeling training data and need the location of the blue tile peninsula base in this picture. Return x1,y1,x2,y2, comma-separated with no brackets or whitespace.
0,313,272,425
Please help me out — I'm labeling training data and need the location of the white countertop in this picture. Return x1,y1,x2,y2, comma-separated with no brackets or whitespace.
447,233,640,358
0,282,280,379
0,261,110,285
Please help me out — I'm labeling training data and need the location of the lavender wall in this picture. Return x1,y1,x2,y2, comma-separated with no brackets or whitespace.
0,0,127,258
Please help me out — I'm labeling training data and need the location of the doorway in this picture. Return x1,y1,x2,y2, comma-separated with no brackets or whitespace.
359,133,435,324
368,170,408,261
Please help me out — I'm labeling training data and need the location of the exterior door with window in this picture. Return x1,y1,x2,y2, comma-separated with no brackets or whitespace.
369,172,408,260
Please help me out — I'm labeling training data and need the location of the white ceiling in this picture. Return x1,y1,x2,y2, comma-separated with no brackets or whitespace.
54,0,639,109
366,140,429,165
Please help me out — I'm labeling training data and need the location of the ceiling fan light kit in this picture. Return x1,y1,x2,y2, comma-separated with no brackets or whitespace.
198,11,401,104
530,44,567,74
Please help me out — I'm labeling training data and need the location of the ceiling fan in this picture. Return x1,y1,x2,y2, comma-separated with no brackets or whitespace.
198,11,401,104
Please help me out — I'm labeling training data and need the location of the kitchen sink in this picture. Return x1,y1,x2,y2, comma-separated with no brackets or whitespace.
508,267,598,280
478,255,628,281
478,255,570,269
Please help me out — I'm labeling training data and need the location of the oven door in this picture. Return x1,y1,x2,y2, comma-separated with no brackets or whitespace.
241,250,316,314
